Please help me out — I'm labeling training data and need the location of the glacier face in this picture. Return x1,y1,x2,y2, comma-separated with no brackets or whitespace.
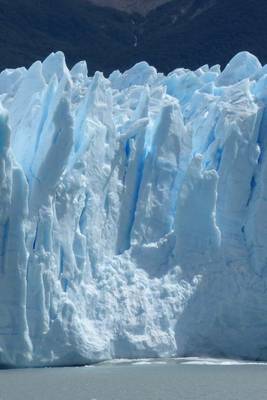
0,51,267,367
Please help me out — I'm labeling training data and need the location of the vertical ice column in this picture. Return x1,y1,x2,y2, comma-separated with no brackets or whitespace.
71,72,119,267
9,61,46,133
174,155,221,273
30,96,74,212
26,96,74,344
131,100,184,245
116,88,149,254
245,75,267,275
42,51,71,83
216,51,261,87
215,111,262,268
0,105,32,366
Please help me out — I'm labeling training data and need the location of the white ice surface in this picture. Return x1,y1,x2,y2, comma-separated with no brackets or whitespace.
0,51,267,367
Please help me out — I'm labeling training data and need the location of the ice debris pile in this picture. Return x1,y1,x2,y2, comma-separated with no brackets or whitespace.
0,51,267,367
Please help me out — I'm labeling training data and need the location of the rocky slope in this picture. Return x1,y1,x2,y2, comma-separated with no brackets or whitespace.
0,1,266,77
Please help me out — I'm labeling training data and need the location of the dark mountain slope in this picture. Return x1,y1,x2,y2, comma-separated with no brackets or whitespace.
0,0,139,73
139,0,267,71
0,0,267,75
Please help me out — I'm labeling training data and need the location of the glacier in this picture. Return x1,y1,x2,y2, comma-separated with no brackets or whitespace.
0,50,267,367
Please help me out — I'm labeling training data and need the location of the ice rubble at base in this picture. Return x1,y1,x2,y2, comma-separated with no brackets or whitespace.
0,50,267,367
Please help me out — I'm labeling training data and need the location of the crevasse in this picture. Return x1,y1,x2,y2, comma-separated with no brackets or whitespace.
0,51,267,367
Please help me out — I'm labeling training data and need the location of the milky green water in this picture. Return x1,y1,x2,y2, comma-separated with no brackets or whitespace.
0,359,266,400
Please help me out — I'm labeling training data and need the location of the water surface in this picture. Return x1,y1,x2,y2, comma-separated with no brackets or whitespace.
0,358,266,400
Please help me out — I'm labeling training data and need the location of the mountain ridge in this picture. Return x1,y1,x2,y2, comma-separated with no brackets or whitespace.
87,0,173,15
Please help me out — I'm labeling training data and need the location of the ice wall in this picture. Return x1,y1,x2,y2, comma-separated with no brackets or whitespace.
0,51,267,366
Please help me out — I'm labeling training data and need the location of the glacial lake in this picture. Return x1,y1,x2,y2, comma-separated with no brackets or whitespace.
0,358,266,400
